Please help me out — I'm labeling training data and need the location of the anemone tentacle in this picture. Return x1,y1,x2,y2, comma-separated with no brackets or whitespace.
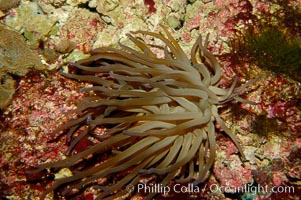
34,26,259,199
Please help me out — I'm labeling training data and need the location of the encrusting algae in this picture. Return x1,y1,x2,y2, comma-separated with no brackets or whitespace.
0,24,43,109
0,0,19,11
31,26,260,199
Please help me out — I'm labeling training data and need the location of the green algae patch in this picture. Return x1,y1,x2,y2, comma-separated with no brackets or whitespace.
229,0,301,82
240,28,301,81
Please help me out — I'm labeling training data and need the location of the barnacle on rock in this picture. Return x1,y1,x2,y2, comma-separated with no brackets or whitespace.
32,26,260,199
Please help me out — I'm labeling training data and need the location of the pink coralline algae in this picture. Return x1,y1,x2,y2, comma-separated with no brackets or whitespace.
214,134,253,191
59,8,106,53
0,71,90,199
0,0,300,199
198,0,254,39
257,74,301,133
214,156,252,191
287,144,301,180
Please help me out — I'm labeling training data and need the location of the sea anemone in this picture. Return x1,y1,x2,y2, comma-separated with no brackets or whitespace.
32,26,259,199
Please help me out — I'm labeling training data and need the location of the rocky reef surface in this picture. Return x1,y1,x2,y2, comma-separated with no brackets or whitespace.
0,0,300,199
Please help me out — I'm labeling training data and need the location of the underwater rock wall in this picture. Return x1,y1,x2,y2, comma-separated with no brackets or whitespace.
0,0,300,199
